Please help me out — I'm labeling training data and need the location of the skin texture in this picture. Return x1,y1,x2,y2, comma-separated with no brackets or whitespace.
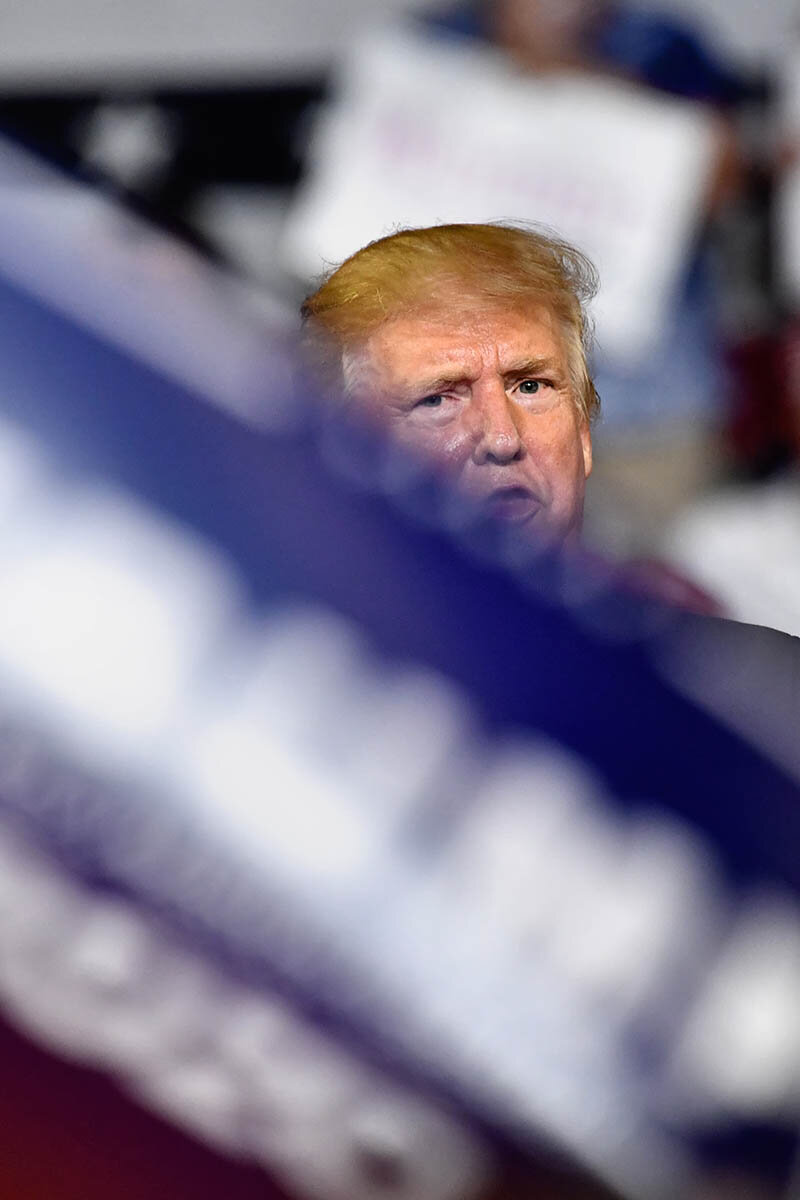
349,304,593,547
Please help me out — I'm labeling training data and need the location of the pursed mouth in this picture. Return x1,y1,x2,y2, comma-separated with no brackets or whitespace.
483,485,542,524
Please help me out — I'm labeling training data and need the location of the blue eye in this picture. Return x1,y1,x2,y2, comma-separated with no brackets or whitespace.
518,379,541,395
417,394,444,407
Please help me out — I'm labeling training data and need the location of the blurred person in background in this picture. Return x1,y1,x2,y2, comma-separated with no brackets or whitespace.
429,0,743,104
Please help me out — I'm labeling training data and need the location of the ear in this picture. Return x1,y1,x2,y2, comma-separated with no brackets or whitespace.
580,418,593,479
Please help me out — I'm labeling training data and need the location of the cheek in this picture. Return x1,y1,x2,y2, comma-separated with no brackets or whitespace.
392,419,474,469
521,411,572,456
520,412,587,484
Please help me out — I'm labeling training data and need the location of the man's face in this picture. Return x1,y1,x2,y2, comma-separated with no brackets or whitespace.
349,304,593,547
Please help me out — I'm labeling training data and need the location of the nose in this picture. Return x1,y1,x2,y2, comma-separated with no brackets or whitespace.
471,382,524,465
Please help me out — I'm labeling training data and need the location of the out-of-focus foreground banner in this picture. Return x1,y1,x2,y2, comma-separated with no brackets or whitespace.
0,135,797,1200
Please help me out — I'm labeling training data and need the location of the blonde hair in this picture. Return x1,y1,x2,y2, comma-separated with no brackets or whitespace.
301,222,600,422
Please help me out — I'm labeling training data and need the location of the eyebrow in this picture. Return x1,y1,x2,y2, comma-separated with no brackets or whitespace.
407,373,472,396
502,357,563,381
402,357,564,397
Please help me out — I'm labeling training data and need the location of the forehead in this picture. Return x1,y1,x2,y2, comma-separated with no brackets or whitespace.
358,304,568,385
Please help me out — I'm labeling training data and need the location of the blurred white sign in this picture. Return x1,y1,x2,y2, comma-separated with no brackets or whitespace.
284,26,715,366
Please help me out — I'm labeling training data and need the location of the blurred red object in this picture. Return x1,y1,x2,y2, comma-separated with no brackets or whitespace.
621,557,725,617
0,1009,290,1200
780,318,800,462
728,331,797,474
